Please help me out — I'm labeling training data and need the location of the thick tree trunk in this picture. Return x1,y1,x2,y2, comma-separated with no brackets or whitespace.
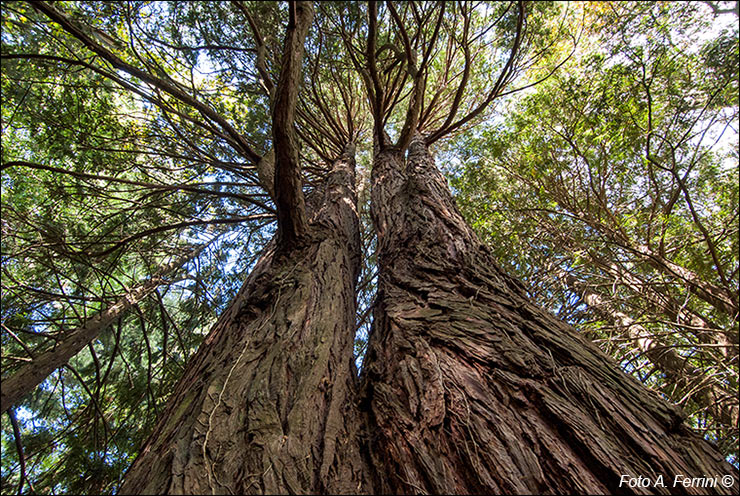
120,150,372,494
362,133,738,495
0,245,204,412
566,274,738,431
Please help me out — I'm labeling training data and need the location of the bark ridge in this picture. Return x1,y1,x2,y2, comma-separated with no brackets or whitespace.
362,133,738,495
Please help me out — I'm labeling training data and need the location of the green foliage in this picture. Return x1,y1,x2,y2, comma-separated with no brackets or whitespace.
1,1,277,492
2,1,737,491
453,1,739,461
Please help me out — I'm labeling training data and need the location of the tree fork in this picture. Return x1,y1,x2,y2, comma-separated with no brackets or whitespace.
120,148,372,494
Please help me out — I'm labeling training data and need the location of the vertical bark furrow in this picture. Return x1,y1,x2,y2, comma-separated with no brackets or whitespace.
121,151,371,494
364,133,738,494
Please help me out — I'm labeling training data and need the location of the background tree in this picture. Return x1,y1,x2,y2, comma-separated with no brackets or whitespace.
2,1,277,492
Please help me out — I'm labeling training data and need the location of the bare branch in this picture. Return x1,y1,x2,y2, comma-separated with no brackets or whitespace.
30,1,262,164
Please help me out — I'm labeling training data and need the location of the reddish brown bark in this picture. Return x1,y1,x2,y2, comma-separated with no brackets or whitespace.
362,133,738,495
120,149,371,494
273,1,313,247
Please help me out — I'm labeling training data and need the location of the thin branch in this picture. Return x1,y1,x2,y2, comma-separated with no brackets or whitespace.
30,1,262,164
7,408,36,495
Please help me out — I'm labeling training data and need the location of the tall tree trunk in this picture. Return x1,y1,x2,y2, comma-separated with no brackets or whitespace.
120,149,372,494
545,171,738,318
565,273,738,431
631,243,738,320
362,132,738,495
1,244,205,412
587,253,738,359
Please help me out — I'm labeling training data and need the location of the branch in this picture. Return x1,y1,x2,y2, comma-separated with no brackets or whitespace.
427,0,525,144
272,0,314,248
7,408,35,495
367,1,387,149
30,1,262,164
0,160,273,212
388,1,432,151
700,1,739,17
85,216,269,259
0,241,213,412
232,1,275,98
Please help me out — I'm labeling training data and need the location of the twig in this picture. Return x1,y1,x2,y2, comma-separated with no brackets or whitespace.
7,408,36,495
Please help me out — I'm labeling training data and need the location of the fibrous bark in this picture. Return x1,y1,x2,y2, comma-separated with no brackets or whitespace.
362,132,738,495
273,1,313,247
120,149,371,494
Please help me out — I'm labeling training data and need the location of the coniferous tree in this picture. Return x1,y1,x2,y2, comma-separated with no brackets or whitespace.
2,1,738,494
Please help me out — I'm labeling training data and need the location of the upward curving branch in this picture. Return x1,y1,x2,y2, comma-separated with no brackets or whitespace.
272,0,314,248
389,2,445,151
427,0,526,144
232,0,276,100
366,1,387,150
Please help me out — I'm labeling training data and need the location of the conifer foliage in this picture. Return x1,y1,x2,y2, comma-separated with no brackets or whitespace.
1,1,737,493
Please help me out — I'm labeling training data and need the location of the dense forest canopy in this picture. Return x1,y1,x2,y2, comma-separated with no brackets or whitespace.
0,1,737,494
